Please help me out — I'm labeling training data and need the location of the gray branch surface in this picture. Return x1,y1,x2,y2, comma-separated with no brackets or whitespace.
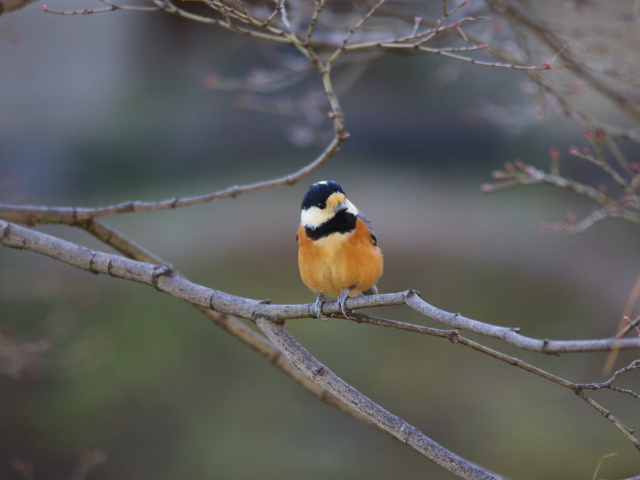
2,219,638,353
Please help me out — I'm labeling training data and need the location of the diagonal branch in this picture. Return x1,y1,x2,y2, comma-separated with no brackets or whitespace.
80,219,378,427
254,316,503,480
76,220,640,454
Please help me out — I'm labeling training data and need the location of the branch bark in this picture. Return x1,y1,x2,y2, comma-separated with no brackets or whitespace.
0,133,346,226
2,219,640,354
255,316,504,480
2,218,640,473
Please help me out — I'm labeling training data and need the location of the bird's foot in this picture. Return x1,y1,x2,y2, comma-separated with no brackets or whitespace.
337,288,353,319
314,293,328,320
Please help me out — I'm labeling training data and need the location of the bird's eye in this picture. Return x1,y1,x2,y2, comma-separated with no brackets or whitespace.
317,202,326,209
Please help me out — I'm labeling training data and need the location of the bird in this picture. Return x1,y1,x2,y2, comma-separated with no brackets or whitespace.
297,180,383,319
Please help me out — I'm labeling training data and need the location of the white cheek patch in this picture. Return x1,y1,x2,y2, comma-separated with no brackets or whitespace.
301,196,359,228
301,206,333,228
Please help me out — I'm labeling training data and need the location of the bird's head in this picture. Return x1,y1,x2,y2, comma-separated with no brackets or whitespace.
300,180,358,228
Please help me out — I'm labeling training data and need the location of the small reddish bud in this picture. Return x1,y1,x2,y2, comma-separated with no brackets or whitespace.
491,170,505,180
619,194,636,207
449,22,461,28
414,16,422,24
42,4,48,10
202,73,220,89
504,161,515,173
569,146,579,156
549,148,560,160
582,146,591,154
539,221,552,232
539,63,552,70
563,210,576,224
514,159,525,169
598,184,607,195
584,129,594,140
480,184,494,194
461,1,468,5
480,43,489,49
630,162,640,172
594,129,605,141
81,8,88,13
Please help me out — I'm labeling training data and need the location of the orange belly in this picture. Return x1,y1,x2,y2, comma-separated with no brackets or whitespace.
298,219,383,297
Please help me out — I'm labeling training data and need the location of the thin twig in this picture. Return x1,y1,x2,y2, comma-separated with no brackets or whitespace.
305,0,328,45
0,133,345,226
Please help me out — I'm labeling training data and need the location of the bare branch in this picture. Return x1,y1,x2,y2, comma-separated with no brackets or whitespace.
3,219,640,355
482,159,640,232
42,0,159,14
305,0,327,45
0,132,346,227
2,219,640,460
255,316,504,480
578,360,640,400
485,0,640,126
80,219,379,428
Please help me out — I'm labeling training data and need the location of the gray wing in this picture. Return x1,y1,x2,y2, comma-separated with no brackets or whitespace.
357,212,377,246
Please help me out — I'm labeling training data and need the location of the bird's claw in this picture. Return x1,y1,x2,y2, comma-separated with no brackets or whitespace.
315,293,327,320
337,288,352,319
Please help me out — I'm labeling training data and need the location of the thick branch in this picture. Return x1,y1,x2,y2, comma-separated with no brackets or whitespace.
255,316,503,480
2,219,639,463
81,219,378,428
2,219,640,354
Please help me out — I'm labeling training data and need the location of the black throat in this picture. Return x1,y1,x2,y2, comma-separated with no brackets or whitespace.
305,212,357,240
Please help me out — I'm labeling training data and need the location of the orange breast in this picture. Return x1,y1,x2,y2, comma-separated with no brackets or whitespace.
297,218,383,297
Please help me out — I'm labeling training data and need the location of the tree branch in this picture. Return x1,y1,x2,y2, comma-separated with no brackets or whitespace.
486,0,640,126
0,132,346,226
80,219,379,429
255,316,504,480
2,218,640,470
2,219,640,355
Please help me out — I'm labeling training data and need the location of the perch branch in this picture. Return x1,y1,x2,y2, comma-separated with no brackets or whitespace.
2,219,640,355
80,219,377,427
2,219,639,464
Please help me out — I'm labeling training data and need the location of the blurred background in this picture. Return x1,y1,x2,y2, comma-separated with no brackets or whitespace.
1,1,640,479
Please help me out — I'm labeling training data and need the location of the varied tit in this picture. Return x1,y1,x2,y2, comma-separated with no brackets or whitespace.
297,180,383,318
